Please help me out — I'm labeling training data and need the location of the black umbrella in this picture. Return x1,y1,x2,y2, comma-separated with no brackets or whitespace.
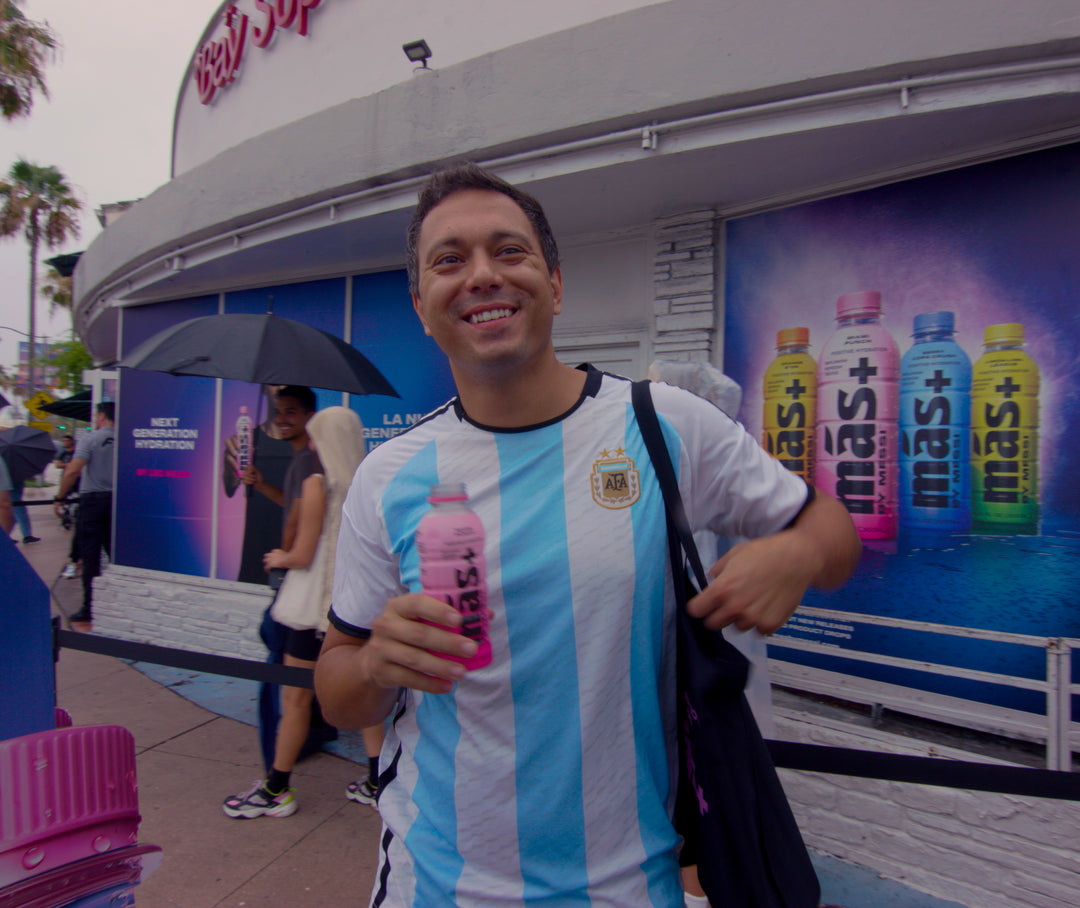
0,426,56,483
117,313,398,397
39,389,92,423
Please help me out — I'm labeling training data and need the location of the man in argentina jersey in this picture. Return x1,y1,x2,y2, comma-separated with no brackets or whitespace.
316,164,861,907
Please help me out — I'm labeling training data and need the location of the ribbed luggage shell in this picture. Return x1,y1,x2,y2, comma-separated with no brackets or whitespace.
0,725,140,887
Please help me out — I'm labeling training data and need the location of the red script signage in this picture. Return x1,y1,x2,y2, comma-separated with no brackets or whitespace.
194,0,323,105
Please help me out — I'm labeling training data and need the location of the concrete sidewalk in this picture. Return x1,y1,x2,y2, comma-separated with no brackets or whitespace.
13,470,965,907
17,476,383,908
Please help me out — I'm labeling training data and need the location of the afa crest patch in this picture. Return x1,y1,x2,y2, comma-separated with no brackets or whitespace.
590,448,640,509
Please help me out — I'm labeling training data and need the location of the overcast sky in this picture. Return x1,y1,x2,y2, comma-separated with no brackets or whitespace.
0,0,222,373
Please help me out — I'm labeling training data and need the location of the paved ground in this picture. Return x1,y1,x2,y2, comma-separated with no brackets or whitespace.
10,466,967,907
15,472,383,908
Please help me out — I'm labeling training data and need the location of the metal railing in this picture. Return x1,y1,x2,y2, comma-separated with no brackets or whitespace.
768,606,1079,770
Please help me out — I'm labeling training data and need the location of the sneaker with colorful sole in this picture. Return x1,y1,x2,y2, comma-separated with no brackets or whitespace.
223,780,298,818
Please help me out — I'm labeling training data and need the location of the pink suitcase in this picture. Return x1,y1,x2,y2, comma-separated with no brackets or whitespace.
0,725,159,899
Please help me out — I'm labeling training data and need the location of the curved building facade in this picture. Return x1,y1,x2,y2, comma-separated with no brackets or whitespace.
72,4,1080,903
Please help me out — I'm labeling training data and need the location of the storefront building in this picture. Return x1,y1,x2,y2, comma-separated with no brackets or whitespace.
72,3,1080,904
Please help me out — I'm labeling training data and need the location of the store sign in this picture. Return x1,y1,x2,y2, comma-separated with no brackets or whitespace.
194,0,324,105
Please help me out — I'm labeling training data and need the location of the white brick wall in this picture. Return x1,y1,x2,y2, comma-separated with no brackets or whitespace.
775,709,1080,908
652,210,718,361
91,565,272,662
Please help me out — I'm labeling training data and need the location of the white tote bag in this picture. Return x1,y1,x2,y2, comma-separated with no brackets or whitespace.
270,533,331,633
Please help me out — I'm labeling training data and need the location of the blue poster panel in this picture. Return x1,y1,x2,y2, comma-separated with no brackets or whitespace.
112,273,456,585
723,143,1080,716
349,270,456,452
115,297,219,575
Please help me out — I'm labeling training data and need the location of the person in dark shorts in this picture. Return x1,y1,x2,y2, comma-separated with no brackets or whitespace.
223,386,328,819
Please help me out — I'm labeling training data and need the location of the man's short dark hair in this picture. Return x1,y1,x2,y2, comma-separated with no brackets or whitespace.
62,434,74,441
96,401,115,422
276,385,316,413
405,162,560,296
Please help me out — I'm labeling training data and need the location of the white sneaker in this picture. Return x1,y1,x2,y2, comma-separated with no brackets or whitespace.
61,563,78,579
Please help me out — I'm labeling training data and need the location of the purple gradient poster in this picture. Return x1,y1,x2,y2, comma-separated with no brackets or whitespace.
112,274,449,586
723,143,1080,716
115,296,219,575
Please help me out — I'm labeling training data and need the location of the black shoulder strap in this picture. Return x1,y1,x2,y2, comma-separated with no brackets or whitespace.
631,380,709,591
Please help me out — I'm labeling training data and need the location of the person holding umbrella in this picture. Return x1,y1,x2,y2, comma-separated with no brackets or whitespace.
55,402,116,627
222,385,294,584
9,477,39,543
0,425,56,542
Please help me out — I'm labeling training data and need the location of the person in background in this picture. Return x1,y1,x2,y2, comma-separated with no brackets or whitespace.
222,384,294,584
315,163,861,904
54,434,75,469
243,386,319,554
10,475,39,543
0,455,14,536
55,402,116,628
345,725,385,809
223,400,360,818
55,434,81,578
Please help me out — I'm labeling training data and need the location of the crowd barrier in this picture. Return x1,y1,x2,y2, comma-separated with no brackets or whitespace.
55,626,1080,801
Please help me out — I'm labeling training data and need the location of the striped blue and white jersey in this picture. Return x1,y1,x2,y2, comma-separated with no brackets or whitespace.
330,368,808,907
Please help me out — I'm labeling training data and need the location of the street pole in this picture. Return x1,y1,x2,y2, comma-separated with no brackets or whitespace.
27,219,39,396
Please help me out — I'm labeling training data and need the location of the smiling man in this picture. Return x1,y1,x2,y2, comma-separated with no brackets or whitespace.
316,163,861,907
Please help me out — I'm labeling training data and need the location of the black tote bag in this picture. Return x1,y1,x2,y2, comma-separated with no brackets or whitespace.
631,380,820,908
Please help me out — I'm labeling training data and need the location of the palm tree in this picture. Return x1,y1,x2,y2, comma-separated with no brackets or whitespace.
0,159,80,392
0,0,56,120
41,262,72,319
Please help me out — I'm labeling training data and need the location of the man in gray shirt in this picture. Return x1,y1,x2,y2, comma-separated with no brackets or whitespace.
56,401,115,627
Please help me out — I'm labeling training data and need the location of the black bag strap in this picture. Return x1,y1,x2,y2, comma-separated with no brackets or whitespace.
631,380,709,592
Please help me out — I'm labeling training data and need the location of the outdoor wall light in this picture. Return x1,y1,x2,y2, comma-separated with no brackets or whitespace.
403,39,432,69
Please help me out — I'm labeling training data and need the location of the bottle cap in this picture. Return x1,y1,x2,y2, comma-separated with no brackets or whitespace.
912,311,954,336
984,323,1024,346
239,405,249,414
428,482,468,502
836,291,882,318
776,327,809,349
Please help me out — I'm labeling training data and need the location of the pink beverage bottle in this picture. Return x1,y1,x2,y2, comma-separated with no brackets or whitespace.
416,482,491,670
236,405,252,476
815,291,900,540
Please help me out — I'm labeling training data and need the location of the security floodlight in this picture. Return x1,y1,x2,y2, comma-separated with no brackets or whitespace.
403,39,432,69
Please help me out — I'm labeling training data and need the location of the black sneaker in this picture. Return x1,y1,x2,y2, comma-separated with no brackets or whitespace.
69,607,93,623
22,535,41,543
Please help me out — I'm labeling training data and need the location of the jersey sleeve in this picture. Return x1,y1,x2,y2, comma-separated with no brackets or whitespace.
329,460,406,637
649,380,809,538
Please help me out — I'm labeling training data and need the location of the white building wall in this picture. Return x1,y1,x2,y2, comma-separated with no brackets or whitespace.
174,0,666,174
174,0,1080,177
